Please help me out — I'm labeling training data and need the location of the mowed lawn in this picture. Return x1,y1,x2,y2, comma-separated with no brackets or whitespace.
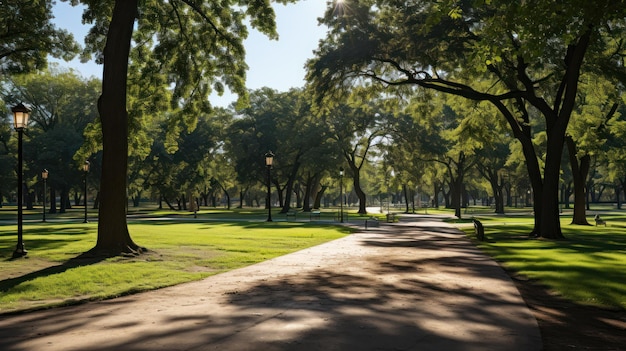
0,219,351,314
456,211,626,310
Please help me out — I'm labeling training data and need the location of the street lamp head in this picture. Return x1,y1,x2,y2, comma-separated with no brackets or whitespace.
12,103,31,130
42,169,49,179
83,160,90,172
339,167,344,177
265,151,274,167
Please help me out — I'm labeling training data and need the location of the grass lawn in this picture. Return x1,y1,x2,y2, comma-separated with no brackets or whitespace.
0,209,352,314
453,209,626,310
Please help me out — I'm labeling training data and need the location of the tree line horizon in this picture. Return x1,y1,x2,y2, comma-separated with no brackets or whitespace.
2,0,625,255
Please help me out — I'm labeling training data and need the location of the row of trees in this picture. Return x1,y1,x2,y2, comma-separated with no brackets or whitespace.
2,66,625,223
307,0,626,238
2,1,625,255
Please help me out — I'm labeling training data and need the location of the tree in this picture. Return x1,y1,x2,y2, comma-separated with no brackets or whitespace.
74,0,295,255
307,0,626,238
325,102,384,214
2,67,100,213
0,0,79,74
565,74,621,224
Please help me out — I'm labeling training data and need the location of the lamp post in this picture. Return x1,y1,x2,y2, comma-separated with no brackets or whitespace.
339,167,344,223
12,103,30,258
83,161,90,223
42,169,48,222
265,151,274,222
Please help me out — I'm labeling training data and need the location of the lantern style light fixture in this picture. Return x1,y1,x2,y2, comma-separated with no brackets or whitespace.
264,151,274,222
12,102,30,130
12,103,31,258
83,161,90,223
42,169,49,222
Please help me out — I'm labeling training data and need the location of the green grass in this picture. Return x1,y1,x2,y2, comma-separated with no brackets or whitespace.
4,204,625,313
456,211,626,310
0,214,351,314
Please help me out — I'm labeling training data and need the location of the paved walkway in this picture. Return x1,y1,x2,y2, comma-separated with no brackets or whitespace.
0,215,541,351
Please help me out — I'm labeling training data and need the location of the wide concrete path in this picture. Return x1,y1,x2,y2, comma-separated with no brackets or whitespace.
0,215,541,351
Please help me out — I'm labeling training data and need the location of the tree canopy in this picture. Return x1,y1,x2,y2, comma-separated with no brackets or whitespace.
307,0,626,238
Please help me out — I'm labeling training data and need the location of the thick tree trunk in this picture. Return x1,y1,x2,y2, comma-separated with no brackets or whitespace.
491,179,504,214
302,173,314,212
566,137,590,225
538,135,564,239
91,0,142,256
280,161,301,213
313,185,326,209
294,183,303,209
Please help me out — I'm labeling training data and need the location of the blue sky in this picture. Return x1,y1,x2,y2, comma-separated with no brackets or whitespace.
51,1,330,107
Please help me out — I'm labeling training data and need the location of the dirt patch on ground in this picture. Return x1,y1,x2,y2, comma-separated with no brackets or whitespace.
511,275,626,350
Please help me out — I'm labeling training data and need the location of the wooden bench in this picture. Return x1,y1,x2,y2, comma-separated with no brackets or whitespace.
286,211,297,220
472,218,485,241
310,210,321,221
365,217,379,229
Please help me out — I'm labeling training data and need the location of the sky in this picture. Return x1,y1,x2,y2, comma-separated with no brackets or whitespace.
51,0,331,107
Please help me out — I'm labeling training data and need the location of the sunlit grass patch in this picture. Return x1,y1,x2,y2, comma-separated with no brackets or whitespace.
457,213,626,309
0,220,350,313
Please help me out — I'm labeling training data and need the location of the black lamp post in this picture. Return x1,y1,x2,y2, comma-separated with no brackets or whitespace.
83,161,90,223
388,169,394,215
265,151,274,222
12,103,30,258
42,169,48,223
339,167,344,223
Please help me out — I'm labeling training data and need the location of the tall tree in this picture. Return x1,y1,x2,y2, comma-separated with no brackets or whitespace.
307,0,626,238
325,102,384,214
74,0,295,255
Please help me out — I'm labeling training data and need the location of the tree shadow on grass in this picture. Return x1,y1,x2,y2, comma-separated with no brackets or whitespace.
0,253,107,301
0,219,541,351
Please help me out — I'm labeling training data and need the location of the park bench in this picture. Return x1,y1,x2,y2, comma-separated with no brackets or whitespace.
472,218,485,241
365,217,379,229
310,210,321,221
386,213,396,223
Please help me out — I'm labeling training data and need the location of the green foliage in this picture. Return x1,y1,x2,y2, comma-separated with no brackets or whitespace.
1,67,101,199
0,0,80,74
308,0,626,237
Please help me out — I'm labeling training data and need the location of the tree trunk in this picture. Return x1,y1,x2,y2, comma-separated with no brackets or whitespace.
295,183,303,209
313,185,326,209
538,138,564,238
302,172,316,212
49,187,57,214
348,165,367,214
280,161,301,214
91,0,142,255
218,182,231,210
403,184,410,213
93,191,100,209
59,187,67,213
565,137,590,225
163,196,176,210
491,178,504,214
